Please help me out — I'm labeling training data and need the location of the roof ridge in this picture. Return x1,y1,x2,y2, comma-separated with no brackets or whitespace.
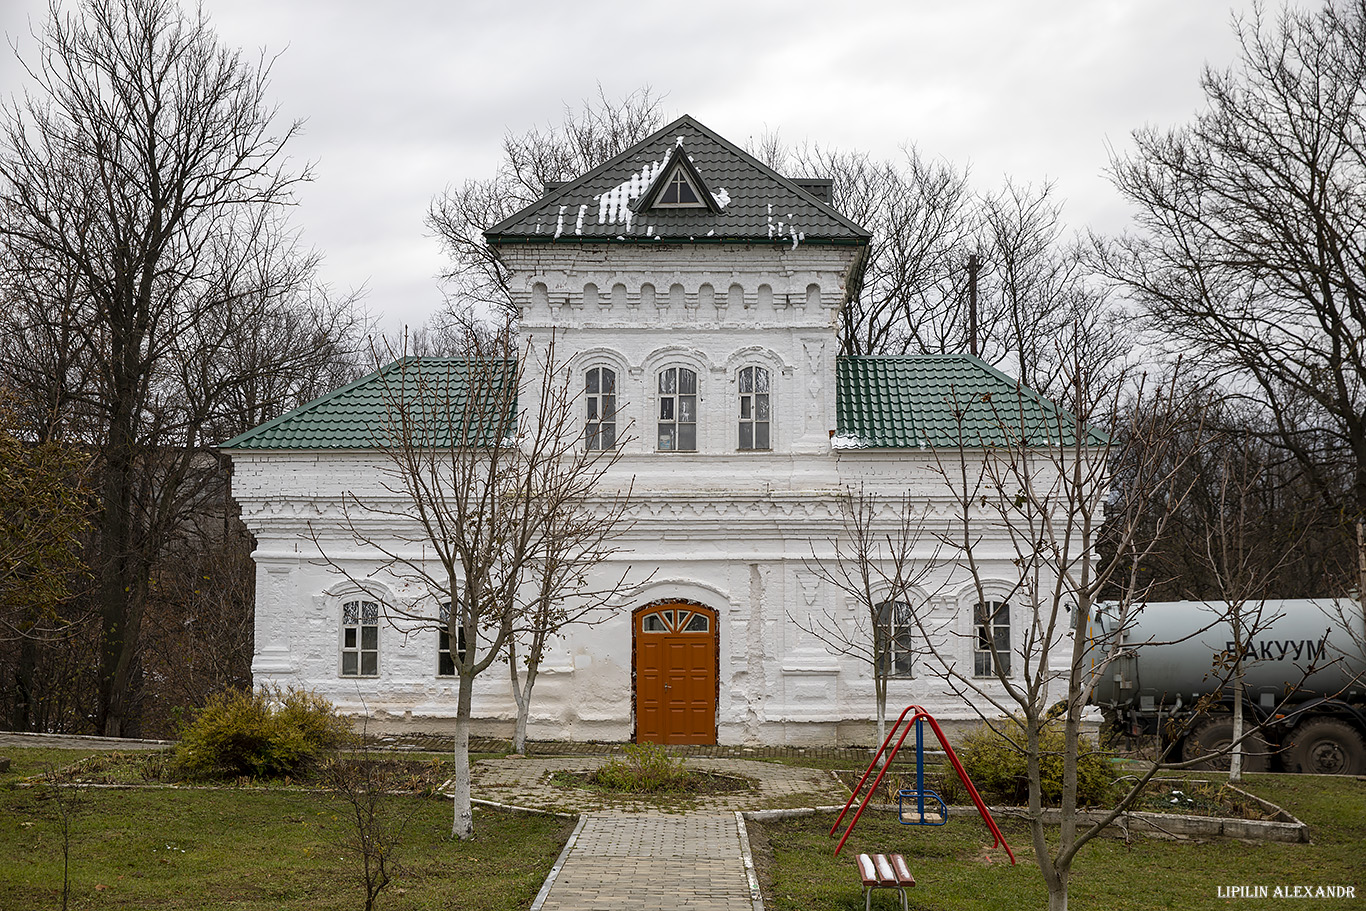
486,115,700,237
673,115,870,238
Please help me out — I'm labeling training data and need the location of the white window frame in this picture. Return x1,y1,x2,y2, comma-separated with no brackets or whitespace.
652,166,706,208
737,365,771,451
656,366,698,452
875,600,916,678
340,599,380,677
585,365,618,450
973,600,1011,677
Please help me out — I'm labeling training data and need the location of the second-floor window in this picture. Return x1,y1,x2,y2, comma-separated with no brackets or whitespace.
738,366,771,450
585,366,617,450
657,366,697,451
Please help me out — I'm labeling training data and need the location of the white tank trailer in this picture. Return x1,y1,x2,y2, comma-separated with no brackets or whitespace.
1087,599,1366,775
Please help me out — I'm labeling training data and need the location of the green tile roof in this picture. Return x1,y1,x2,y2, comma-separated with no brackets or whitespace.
485,114,871,246
220,357,516,451
222,353,1098,453
834,355,1105,449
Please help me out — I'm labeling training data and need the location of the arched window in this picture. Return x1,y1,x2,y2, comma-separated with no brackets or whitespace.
875,600,915,677
657,366,697,451
585,366,617,450
437,601,467,677
974,601,1011,677
738,366,771,450
340,599,379,677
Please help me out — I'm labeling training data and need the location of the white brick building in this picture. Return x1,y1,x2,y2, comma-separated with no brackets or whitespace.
223,116,1086,745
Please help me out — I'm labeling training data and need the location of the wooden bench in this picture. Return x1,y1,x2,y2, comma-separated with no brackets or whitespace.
856,852,915,911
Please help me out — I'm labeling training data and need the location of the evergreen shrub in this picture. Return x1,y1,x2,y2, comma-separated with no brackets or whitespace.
173,687,352,780
956,716,1116,807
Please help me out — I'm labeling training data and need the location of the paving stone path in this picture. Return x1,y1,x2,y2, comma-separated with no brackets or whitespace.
471,755,850,911
535,814,757,911
472,756,844,815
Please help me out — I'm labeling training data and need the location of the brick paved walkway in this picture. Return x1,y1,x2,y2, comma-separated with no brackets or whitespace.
534,814,758,911
469,755,846,911
471,756,846,815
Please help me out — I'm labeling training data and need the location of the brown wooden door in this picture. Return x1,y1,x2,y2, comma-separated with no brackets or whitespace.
634,604,717,744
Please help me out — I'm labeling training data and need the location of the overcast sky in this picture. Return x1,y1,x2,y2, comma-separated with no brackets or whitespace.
0,0,1287,332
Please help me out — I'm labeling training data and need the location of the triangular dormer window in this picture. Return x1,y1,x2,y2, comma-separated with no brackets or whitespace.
657,167,703,207
635,145,719,213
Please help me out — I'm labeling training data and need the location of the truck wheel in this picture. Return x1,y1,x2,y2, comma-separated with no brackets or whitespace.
1285,719,1366,775
1181,717,1270,772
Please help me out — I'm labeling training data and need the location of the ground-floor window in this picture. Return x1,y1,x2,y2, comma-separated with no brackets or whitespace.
875,600,916,677
437,601,467,676
341,599,379,677
973,601,1011,677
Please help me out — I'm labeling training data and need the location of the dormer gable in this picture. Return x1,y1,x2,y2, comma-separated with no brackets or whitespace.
632,144,719,213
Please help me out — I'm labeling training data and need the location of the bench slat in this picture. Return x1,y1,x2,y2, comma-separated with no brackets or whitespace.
856,853,916,889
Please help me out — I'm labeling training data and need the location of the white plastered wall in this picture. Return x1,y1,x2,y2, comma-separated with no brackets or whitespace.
231,240,1084,744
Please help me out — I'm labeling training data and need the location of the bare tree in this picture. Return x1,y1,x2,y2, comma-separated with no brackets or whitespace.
916,356,1215,911
506,389,637,752
794,486,938,746
782,144,975,358
1113,389,1356,602
1098,1,1366,582
426,86,666,320
774,139,1125,383
1185,440,1309,780
320,329,634,838
0,0,359,735
327,728,415,911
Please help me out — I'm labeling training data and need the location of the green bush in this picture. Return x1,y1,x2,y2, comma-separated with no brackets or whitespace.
173,687,352,781
956,716,1116,807
592,743,689,792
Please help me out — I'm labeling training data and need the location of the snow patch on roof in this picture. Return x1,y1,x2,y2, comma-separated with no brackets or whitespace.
830,433,870,449
554,205,566,239
711,188,731,209
596,158,664,230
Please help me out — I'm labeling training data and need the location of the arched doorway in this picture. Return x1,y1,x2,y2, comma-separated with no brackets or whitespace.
633,602,718,744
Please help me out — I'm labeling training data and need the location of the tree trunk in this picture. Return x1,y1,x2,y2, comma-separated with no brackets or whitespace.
12,634,35,731
452,672,475,840
1230,670,1245,782
876,692,886,752
97,417,145,738
507,638,528,754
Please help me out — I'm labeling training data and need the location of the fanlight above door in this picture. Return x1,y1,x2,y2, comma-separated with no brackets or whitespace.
639,608,711,633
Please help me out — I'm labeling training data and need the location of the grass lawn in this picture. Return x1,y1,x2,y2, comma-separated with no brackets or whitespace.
749,774,1366,911
1,747,573,911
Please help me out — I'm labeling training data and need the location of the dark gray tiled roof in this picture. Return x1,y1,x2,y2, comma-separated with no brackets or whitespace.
486,115,871,246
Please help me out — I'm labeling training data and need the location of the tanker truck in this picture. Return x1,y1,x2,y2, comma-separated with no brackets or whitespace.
1087,599,1366,775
